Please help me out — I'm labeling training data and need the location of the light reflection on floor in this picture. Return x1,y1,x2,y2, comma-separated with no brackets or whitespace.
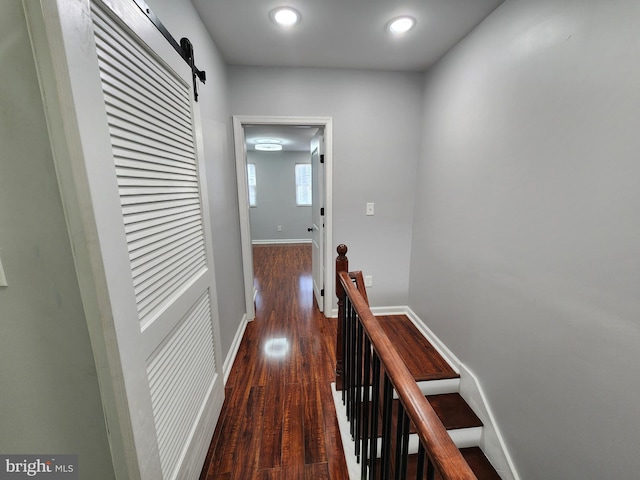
298,273,313,294
263,337,290,359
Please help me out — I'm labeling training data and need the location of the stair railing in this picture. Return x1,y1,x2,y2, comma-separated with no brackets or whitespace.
335,244,476,480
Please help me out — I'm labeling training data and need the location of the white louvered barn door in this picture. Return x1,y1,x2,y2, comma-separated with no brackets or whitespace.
25,1,224,479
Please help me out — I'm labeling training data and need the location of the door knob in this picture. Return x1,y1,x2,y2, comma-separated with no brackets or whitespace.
307,227,313,232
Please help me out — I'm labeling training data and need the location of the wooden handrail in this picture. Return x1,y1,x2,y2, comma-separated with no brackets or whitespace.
336,244,476,480
348,271,369,306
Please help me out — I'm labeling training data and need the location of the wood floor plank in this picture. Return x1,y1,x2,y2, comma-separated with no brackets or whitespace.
231,386,266,480
304,462,331,480
254,468,281,480
209,380,251,475
258,367,284,470
302,375,327,465
199,390,231,479
282,382,304,480
204,472,230,480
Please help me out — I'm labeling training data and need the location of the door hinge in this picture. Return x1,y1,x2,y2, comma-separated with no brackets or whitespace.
320,207,325,216
320,154,325,164
320,288,324,297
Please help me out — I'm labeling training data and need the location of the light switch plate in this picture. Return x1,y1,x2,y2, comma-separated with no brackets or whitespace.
366,202,375,216
0,257,7,287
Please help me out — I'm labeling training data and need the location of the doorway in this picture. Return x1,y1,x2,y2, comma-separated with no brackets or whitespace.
233,116,333,320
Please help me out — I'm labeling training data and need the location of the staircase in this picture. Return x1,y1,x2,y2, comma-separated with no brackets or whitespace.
334,244,503,479
380,315,500,479
334,313,501,479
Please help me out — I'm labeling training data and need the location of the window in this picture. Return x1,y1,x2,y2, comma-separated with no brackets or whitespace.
295,164,311,206
247,163,257,207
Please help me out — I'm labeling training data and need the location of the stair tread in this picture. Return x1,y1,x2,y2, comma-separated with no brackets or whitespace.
378,315,459,381
427,393,483,430
376,392,482,436
400,447,501,480
459,447,502,480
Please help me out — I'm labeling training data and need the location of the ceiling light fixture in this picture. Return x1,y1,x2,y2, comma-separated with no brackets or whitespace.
255,144,283,151
388,16,416,35
270,7,301,27
253,138,282,144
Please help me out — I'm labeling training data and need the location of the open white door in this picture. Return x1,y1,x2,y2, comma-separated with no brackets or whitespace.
311,131,325,311
25,1,224,478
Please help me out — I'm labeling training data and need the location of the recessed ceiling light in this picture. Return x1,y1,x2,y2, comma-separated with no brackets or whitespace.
255,144,283,151
270,7,301,27
388,16,416,35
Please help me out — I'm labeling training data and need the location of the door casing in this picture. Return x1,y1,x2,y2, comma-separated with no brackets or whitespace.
232,115,334,320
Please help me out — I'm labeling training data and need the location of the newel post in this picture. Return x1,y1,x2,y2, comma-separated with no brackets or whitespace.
335,244,348,390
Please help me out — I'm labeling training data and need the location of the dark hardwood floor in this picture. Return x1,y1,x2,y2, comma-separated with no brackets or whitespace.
200,244,349,480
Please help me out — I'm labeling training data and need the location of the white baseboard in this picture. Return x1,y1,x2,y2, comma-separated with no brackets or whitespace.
222,314,249,385
251,239,312,245
403,306,520,480
369,305,409,316
327,304,404,319
456,363,520,480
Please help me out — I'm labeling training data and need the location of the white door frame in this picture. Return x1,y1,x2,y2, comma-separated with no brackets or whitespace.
233,115,333,320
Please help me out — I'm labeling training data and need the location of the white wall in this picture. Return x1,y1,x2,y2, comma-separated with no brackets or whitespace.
409,0,640,478
229,66,423,307
0,1,115,476
148,0,245,363
248,151,312,242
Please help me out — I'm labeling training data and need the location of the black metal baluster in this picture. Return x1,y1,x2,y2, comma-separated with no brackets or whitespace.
341,297,349,403
343,299,350,404
355,317,364,459
369,354,381,480
427,458,435,480
349,309,358,438
381,374,393,479
416,443,425,479
361,336,372,479
345,300,353,422
397,407,410,479
394,404,403,479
